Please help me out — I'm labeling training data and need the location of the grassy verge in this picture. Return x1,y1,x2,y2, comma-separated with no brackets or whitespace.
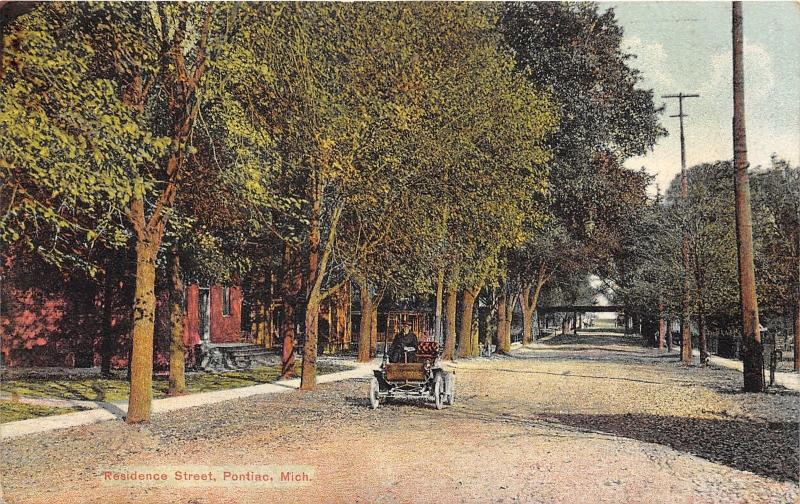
0,401,80,424
1,362,350,403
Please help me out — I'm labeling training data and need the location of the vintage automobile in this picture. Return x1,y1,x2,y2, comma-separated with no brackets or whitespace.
368,341,455,409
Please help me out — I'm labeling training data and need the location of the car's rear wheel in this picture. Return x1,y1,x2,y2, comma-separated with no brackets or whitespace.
433,373,444,410
369,377,380,409
444,373,455,405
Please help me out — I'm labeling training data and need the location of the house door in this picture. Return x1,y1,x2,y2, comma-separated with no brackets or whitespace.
198,287,211,342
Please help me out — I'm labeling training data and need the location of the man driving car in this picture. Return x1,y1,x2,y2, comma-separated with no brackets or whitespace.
388,321,418,363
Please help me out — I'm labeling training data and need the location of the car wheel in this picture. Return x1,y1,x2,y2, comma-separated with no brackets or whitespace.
433,373,444,410
369,377,380,409
444,373,455,405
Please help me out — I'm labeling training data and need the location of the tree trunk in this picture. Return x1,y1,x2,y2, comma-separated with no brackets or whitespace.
301,292,319,390
126,9,214,417
126,236,159,424
471,320,480,357
336,283,352,349
696,286,709,364
667,316,674,352
657,302,666,350
434,268,444,345
505,295,514,346
495,294,506,353
281,244,301,379
496,292,511,354
100,250,118,377
794,297,799,372
370,303,378,357
521,265,547,344
264,271,274,349
520,287,532,345
458,287,478,358
357,282,372,363
732,1,764,391
167,246,186,396
680,268,692,364
478,304,490,353
698,310,709,366
300,195,340,391
301,182,321,391
443,288,457,360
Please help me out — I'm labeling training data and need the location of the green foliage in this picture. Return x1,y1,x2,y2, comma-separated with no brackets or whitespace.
611,189,680,315
614,163,739,322
4,3,682,348
333,4,555,296
499,2,665,301
0,5,165,273
619,159,799,335
751,157,800,312
681,163,739,318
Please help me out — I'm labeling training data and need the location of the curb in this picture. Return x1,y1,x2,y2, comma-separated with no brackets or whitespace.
704,354,800,392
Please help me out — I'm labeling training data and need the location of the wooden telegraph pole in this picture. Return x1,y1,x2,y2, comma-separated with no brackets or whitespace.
663,92,699,365
731,1,764,392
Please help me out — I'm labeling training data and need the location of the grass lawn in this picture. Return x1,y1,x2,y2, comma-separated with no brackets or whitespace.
0,401,80,424
0,362,350,403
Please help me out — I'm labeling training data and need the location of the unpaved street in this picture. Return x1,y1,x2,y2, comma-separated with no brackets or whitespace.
1,333,798,504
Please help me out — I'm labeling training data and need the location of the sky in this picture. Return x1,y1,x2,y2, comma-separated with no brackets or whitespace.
598,1,800,193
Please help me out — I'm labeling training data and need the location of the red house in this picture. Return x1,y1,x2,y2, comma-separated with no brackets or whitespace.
0,250,247,369
182,284,243,347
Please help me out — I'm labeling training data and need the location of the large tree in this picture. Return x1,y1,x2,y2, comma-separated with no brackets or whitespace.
499,2,666,331
3,3,286,421
751,158,800,371
668,163,738,363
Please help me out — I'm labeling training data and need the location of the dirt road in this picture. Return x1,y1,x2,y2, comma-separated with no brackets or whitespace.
1,333,798,503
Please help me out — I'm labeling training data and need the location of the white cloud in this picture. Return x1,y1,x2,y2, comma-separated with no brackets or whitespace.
699,40,776,103
623,36,676,89
749,130,800,168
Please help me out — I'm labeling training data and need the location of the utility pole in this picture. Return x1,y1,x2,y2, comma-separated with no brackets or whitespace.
663,92,699,365
732,1,764,391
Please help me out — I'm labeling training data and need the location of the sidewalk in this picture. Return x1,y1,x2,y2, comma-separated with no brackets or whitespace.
703,352,800,392
0,360,377,439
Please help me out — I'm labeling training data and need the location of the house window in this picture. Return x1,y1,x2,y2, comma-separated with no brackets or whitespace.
222,287,232,317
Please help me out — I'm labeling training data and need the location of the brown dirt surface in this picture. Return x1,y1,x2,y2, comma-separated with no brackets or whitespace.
1,332,798,504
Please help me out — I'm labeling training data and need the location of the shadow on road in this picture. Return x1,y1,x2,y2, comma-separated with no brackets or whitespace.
456,366,664,385
348,389,798,483
537,332,645,348
540,412,799,482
